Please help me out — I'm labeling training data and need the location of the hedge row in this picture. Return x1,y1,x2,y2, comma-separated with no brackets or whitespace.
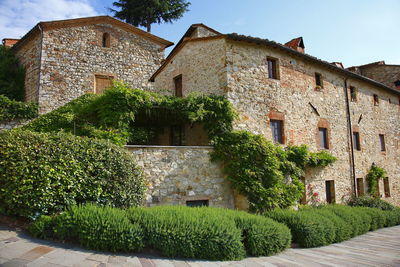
0,131,145,218
30,204,291,260
265,205,400,248
0,95,38,123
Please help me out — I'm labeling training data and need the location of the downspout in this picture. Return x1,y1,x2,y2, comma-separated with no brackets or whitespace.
36,24,44,112
344,78,357,196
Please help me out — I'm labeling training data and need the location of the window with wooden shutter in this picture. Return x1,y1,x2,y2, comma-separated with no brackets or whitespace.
356,178,364,196
383,178,391,197
325,180,335,204
95,75,113,94
174,74,183,97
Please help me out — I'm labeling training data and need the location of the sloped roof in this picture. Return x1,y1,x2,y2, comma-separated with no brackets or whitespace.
284,37,304,50
12,16,173,51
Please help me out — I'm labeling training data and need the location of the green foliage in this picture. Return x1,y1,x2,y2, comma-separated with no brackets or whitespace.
111,0,191,32
23,83,336,212
357,207,387,230
366,164,386,197
322,205,369,236
347,195,395,211
0,130,145,218
0,45,25,101
0,95,38,123
28,215,53,239
384,208,400,227
127,206,246,260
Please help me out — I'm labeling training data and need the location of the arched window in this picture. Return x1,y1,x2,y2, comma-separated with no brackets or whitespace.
102,33,110,48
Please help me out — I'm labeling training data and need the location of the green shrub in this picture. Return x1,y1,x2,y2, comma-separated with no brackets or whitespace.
265,209,335,248
384,208,400,227
0,45,25,101
357,207,386,230
0,95,38,123
303,208,352,243
0,131,145,218
347,196,396,211
29,216,53,239
322,205,366,236
127,206,246,260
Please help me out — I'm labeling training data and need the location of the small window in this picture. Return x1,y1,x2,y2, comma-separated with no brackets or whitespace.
356,178,364,196
379,134,386,152
373,94,379,106
383,178,391,197
352,131,361,151
174,75,183,97
270,119,284,144
95,75,113,94
267,57,279,79
170,125,185,146
186,200,209,207
102,33,110,48
315,73,323,88
325,180,335,204
300,177,307,204
319,127,329,149
349,86,357,102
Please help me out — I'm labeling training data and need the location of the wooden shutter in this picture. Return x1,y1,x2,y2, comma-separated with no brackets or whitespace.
95,75,113,94
174,75,183,97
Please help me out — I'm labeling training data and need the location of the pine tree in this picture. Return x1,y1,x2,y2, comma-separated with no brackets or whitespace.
110,0,191,32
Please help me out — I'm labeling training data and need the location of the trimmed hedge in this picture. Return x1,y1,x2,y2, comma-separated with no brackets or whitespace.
0,131,145,218
266,205,400,248
30,205,292,260
348,196,396,211
0,95,38,123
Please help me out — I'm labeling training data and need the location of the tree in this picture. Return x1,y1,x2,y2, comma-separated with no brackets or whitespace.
110,0,190,32
0,45,25,101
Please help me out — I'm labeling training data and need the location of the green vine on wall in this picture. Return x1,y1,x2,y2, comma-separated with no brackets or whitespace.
366,164,386,198
0,95,38,123
22,82,337,212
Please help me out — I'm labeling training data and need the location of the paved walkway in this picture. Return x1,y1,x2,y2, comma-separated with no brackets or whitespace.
0,225,399,267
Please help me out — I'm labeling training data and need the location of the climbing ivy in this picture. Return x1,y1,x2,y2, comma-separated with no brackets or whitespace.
0,95,38,123
23,82,336,212
366,164,386,198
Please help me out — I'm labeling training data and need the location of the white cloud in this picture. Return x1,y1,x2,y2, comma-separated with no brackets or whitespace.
0,0,98,39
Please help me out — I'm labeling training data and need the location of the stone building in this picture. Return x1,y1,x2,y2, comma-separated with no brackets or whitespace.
3,16,173,114
150,24,400,207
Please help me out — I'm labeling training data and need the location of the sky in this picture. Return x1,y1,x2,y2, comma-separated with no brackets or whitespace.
1,0,399,67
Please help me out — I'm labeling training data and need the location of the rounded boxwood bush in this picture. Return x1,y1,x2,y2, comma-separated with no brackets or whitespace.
127,206,246,260
357,207,386,230
265,209,335,248
0,131,145,218
347,196,395,211
384,208,400,227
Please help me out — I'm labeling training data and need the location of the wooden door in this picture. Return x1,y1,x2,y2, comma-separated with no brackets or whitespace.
95,75,113,94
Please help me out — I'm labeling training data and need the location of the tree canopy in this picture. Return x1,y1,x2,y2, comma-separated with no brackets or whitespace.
0,45,25,101
110,0,190,32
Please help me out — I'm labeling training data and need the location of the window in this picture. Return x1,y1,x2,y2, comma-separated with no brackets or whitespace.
383,178,391,197
373,94,379,106
170,125,185,146
315,73,323,88
352,131,361,151
174,75,183,97
95,75,113,94
325,180,335,204
186,200,209,207
319,127,329,149
267,57,279,79
270,119,284,144
356,178,364,196
349,86,357,102
379,134,386,152
102,33,110,48
300,177,307,204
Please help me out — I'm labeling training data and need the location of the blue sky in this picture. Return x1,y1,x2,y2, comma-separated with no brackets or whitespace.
2,0,399,67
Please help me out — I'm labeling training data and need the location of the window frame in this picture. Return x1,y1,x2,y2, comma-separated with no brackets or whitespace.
315,72,323,89
94,74,114,94
349,86,357,102
270,119,284,144
379,134,386,152
356,178,364,196
186,200,209,207
102,32,111,48
319,127,329,149
373,94,379,106
325,180,336,204
352,131,361,151
266,57,279,80
383,177,391,198
174,74,183,97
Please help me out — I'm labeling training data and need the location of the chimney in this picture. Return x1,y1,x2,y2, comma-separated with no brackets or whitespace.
284,37,305,53
331,62,344,69
2,38,19,48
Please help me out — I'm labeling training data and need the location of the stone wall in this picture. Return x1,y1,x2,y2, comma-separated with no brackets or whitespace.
152,37,227,96
37,23,164,114
127,145,235,208
356,64,400,91
14,34,42,103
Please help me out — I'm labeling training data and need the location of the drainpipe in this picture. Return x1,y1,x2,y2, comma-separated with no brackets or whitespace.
344,78,357,196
